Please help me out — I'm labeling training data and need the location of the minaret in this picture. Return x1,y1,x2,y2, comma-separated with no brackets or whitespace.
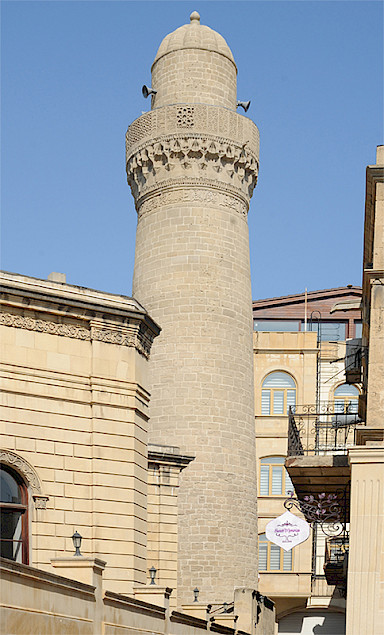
126,12,259,606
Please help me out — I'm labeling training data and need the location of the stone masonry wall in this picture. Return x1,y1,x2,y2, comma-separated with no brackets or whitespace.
127,15,260,606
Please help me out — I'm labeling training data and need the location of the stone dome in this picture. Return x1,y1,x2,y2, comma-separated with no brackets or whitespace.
152,11,236,69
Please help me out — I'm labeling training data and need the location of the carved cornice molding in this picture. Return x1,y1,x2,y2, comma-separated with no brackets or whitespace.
0,312,155,359
90,319,154,360
126,134,259,204
0,450,46,506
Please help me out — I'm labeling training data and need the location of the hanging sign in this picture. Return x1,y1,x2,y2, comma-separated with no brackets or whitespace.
265,511,310,551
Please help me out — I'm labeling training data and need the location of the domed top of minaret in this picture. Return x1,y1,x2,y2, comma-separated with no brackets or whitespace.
151,12,237,110
152,11,235,67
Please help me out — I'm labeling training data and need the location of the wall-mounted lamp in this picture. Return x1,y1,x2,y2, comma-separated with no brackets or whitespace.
236,100,251,113
72,531,82,557
142,85,157,99
149,566,157,585
193,587,199,602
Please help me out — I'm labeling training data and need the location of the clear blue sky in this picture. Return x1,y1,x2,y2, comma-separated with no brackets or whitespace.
1,1,383,301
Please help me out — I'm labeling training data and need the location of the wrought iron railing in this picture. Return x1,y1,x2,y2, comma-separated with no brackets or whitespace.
323,533,349,590
325,534,349,565
288,403,363,456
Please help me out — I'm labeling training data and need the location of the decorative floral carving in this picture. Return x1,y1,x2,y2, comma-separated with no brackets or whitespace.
126,134,259,203
0,312,91,341
91,322,153,359
33,496,49,510
1,313,155,359
138,185,248,219
0,451,42,495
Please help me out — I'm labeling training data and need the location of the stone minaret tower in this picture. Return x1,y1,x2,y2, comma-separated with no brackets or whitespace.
126,12,260,606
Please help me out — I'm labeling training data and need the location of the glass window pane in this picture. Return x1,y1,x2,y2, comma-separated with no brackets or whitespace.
0,470,21,504
285,472,294,495
334,398,345,413
334,384,359,397
347,400,358,413
308,322,346,342
273,391,284,414
263,372,295,388
271,466,283,495
258,543,268,570
354,322,362,338
261,457,284,464
254,321,300,332
287,390,296,412
0,510,23,562
283,550,292,571
270,545,281,570
259,466,270,495
13,540,23,563
261,390,270,415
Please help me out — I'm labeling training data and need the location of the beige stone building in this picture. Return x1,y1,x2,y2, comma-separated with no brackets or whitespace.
277,146,384,634
252,287,362,632
0,7,383,635
0,271,160,595
0,12,274,635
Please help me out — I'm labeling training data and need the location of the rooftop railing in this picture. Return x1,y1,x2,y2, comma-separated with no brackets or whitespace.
288,403,363,456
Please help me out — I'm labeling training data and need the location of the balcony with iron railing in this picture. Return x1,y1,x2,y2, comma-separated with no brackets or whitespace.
285,403,364,505
287,403,363,457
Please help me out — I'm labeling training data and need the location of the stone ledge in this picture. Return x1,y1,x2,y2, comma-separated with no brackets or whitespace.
0,557,96,596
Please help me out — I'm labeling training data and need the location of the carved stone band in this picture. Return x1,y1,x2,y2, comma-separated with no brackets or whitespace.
126,103,260,157
0,312,154,359
137,184,249,220
126,134,259,203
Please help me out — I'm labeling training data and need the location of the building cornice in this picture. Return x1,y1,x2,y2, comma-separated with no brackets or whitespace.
0,271,161,358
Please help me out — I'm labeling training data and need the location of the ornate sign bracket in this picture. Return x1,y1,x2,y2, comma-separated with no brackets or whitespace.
284,491,344,537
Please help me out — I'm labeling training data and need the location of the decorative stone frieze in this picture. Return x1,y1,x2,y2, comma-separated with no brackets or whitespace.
126,104,259,154
90,319,154,359
0,311,155,359
126,134,259,205
0,312,90,340
137,184,248,219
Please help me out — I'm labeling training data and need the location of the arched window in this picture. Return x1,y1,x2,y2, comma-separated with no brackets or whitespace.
259,456,294,496
334,384,359,413
261,372,296,415
0,466,28,563
259,533,293,571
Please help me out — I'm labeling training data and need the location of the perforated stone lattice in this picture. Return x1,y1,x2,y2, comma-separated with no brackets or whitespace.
177,107,195,128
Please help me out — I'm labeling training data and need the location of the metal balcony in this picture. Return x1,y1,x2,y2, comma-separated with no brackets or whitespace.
285,404,363,504
287,403,363,457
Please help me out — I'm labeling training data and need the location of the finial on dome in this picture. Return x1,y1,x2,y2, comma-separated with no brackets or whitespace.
190,11,200,24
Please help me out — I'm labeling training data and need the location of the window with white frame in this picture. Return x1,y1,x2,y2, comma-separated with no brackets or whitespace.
258,533,293,571
259,456,294,496
261,371,296,415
